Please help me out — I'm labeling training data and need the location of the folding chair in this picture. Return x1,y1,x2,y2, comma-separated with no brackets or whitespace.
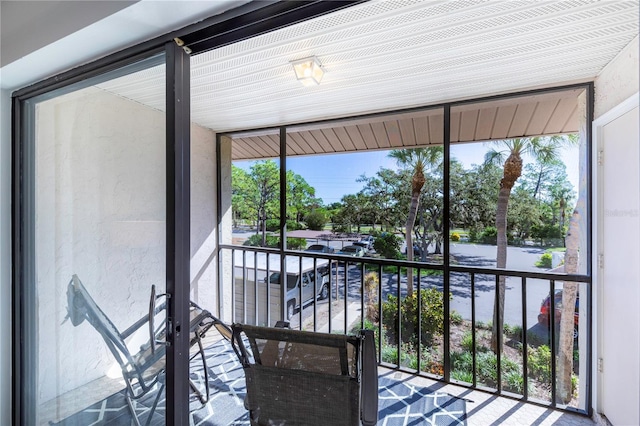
65,274,231,426
231,323,378,426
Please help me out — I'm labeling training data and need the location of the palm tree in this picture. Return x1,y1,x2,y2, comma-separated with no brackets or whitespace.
484,136,571,351
389,147,443,296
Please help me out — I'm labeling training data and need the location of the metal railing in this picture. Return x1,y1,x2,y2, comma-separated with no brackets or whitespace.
219,244,591,415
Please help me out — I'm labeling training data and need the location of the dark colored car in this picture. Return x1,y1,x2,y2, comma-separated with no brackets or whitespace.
538,290,579,337
404,244,422,256
305,244,335,254
338,245,366,257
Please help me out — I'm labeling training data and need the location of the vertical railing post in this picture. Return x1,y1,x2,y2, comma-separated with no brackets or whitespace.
521,276,529,399
443,104,451,381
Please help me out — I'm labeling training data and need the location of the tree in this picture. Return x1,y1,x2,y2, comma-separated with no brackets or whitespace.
286,170,317,223
250,161,281,246
484,136,570,352
389,147,443,296
231,166,257,227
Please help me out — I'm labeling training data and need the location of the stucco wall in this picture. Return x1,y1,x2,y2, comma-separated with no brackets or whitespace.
594,36,639,119
34,87,217,406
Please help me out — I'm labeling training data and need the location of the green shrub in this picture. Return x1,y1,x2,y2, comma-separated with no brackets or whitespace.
381,344,399,365
503,370,525,394
528,345,552,383
286,237,307,250
468,227,480,243
373,233,402,260
381,288,448,346
242,234,306,249
535,252,553,268
450,232,461,242
265,219,304,232
461,331,474,353
450,310,464,325
305,210,328,231
481,226,498,245
451,369,474,383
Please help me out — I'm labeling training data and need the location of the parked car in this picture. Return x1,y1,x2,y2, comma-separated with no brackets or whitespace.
338,245,366,257
358,235,375,249
352,241,370,253
305,244,335,254
404,244,422,256
268,266,329,320
538,290,579,337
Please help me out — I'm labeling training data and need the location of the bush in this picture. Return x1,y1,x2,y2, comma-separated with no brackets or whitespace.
481,226,498,245
528,344,552,383
381,288,448,346
535,252,553,268
242,234,306,249
305,210,328,231
265,219,304,232
450,232,461,242
373,232,402,260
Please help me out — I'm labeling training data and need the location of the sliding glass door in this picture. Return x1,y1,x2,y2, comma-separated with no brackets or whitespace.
12,43,196,425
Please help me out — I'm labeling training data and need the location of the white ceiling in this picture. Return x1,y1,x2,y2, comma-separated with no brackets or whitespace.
96,0,638,138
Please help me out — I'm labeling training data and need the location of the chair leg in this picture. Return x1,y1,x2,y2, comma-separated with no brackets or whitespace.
188,333,210,406
126,382,165,426
144,382,165,426
125,392,142,426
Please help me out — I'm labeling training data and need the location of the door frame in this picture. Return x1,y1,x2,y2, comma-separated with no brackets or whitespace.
592,91,639,418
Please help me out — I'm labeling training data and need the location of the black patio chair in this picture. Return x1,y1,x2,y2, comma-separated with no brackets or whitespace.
64,274,231,426
231,323,378,426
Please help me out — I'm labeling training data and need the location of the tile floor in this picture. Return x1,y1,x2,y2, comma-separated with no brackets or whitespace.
381,368,597,426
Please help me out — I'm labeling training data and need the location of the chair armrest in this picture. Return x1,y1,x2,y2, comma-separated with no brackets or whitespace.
360,329,378,426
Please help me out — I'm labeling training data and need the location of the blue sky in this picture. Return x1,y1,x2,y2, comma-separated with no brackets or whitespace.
235,143,579,205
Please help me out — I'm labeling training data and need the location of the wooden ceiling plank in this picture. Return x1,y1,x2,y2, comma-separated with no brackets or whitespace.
491,105,517,140
459,109,479,142
332,126,356,151
345,125,368,150
545,98,578,134
285,133,304,155
428,114,444,145
371,122,391,149
507,102,537,138
384,120,404,147
311,129,341,152
301,130,332,153
413,116,430,146
357,124,379,150
476,107,497,141
259,135,281,157
449,111,461,143
398,118,416,147
231,142,253,160
526,99,557,136
236,137,264,159
289,132,315,155
560,104,579,134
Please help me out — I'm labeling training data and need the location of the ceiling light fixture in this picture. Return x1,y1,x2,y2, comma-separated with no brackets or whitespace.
290,56,324,86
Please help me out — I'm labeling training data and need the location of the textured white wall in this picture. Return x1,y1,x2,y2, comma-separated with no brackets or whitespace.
219,136,233,324
34,87,217,406
594,36,639,119
190,124,218,313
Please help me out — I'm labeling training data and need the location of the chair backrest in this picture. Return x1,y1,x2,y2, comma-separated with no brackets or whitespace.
231,324,378,426
65,274,163,390
66,275,131,358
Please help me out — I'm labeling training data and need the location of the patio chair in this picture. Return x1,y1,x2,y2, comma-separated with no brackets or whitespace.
64,274,232,426
231,323,378,426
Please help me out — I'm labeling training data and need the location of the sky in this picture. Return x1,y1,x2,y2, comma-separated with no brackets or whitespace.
235,143,580,205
